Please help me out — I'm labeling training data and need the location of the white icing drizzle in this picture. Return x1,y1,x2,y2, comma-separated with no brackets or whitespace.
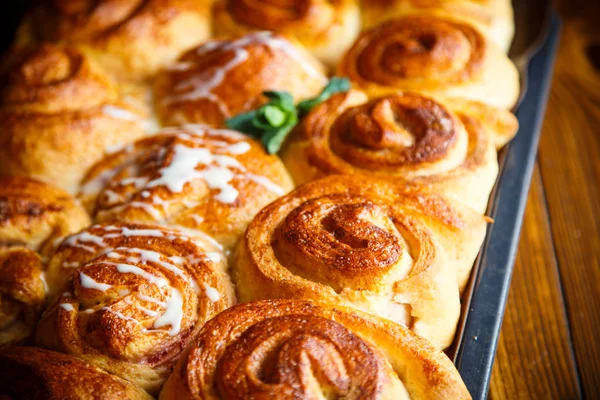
102,105,143,122
59,303,74,312
164,32,325,113
39,272,49,292
203,282,220,302
152,288,184,336
80,271,113,292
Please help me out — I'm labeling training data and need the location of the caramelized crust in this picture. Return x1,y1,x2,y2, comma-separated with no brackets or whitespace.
80,125,294,252
212,0,361,67
36,223,234,395
233,175,488,349
0,44,150,194
282,90,518,212
0,176,90,347
338,15,519,108
362,0,515,52
0,347,152,399
160,300,471,399
17,0,212,82
154,32,327,126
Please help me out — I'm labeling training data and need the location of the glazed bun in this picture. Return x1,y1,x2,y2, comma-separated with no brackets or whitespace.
80,125,294,252
0,44,151,194
338,15,519,109
211,0,361,67
37,223,235,395
17,0,213,82
154,32,327,126
160,299,471,399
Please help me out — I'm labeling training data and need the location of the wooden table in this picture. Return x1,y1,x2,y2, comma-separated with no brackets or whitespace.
489,1,599,398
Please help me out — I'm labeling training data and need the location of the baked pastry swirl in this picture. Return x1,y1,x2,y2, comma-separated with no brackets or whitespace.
0,176,90,347
37,223,235,394
361,0,515,53
154,31,327,126
80,125,294,252
233,175,487,349
211,0,361,67
0,347,152,399
0,44,150,194
338,15,519,109
17,0,212,82
160,299,471,399
282,90,518,212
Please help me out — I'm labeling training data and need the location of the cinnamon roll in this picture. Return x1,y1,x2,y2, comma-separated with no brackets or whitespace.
160,299,471,399
281,90,518,212
80,125,294,252
0,44,151,194
17,0,212,82
233,175,487,349
37,223,235,395
211,0,361,68
0,347,152,399
338,15,520,109
0,176,90,347
362,0,515,53
154,32,327,126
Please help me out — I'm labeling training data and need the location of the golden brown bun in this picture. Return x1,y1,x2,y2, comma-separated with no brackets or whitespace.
281,90,518,212
338,15,519,109
0,176,91,255
17,0,212,82
80,125,294,252
0,249,45,347
211,0,361,68
0,44,150,194
233,175,487,349
0,176,90,346
160,299,471,399
0,347,152,399
36,222,235,395
154,32,327,126
362,0,515,52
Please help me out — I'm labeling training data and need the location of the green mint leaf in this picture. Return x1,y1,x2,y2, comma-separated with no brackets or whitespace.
262,105,286,127
225,110,263,138
262,114,298,154
297,77,351,116
264,91,296,112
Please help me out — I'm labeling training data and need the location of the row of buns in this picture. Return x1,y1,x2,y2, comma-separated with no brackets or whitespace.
0,0,520,398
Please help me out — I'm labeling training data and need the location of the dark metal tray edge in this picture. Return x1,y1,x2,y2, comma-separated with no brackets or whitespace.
454,12,562,399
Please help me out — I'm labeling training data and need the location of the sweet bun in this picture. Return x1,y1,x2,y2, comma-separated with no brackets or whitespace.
154,32,327,126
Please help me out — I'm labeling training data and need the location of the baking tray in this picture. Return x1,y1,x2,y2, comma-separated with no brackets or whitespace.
453,12,562,399
0,4,561,400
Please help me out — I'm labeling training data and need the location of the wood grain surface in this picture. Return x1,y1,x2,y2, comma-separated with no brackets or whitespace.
491,1,600,398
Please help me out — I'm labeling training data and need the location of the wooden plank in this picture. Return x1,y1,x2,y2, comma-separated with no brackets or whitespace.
536,5,600,396
489,166,581,399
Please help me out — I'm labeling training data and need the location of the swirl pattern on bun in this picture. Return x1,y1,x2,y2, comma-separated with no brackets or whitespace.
37,223,235,394
0,176,90,347
160,299,471,399
282,90,518,212
233,175,487,349
17,0,213,82
0,347,152,399
338,15,519,108
362,0,515,53
80,125,294,252
154,32,327,126
211,0,361,67
0,44,150,194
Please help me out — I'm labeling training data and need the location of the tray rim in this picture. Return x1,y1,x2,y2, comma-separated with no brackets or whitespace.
454,12,562,399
